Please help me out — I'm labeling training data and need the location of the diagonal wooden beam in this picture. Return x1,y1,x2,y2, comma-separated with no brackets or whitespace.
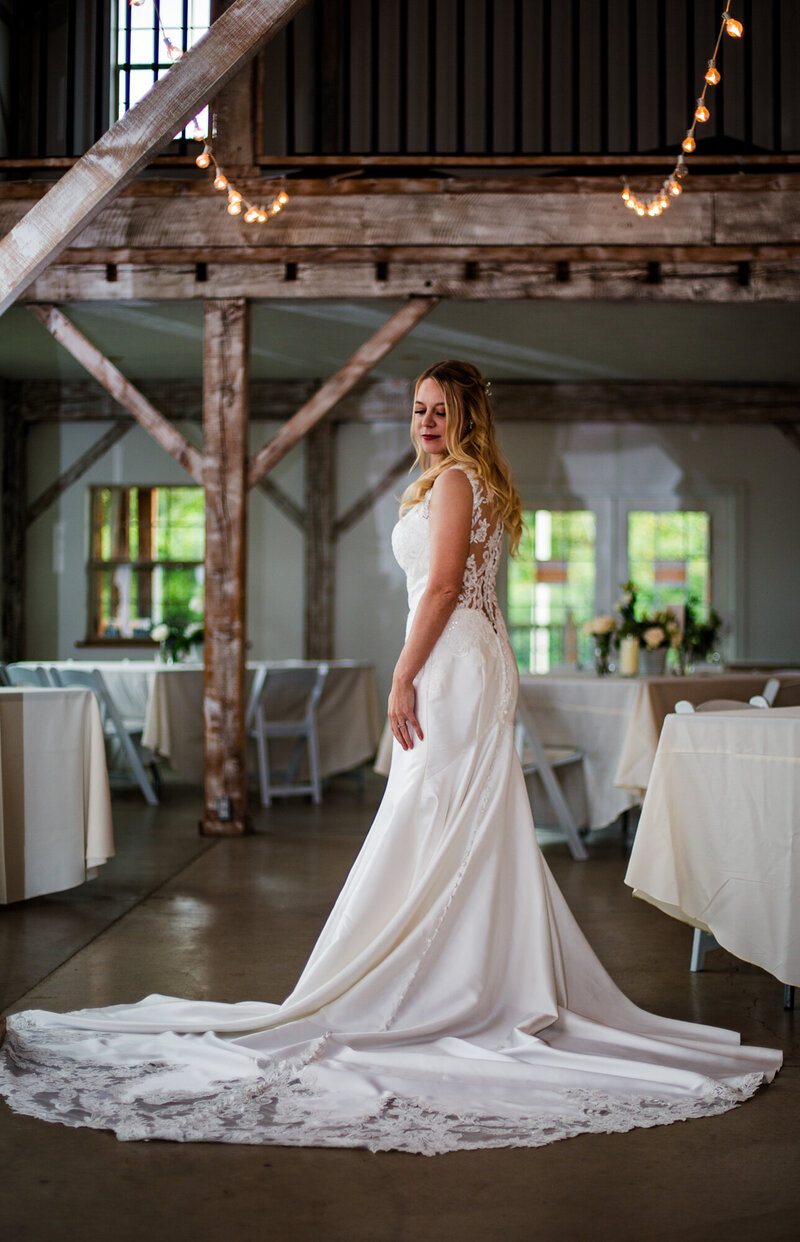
26,423,132,527
256,477,307,530
28,305,204,481
777,423,800,456
0,0,308,316
247,297,438,488
334,446,417,539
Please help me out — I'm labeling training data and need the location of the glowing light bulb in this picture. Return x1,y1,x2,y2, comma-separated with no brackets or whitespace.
270,202,281,214
622,187,632,202
625,197,637,210
635,205,646,216
227,200,242,216
682,134,696,153
195,151,210,169
725,16,743,37
257,211,267,223
244,208,259,223
668,180,682,196
705,62,721,85
278,191,289,205
213,174,228,191
228,189,242,204
695,100,710,123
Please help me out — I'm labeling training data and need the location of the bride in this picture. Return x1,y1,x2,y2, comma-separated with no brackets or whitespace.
0,359,781,1154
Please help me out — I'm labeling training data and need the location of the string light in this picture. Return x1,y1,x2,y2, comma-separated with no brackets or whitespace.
620,4,743,220
129,0,291,228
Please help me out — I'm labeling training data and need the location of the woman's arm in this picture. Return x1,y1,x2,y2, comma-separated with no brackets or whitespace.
388,467,473,750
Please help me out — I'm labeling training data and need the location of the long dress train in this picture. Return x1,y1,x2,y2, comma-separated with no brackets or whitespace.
0,467,781,1154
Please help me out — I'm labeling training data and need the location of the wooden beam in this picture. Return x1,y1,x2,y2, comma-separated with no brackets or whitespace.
777,423,800,456
1,384,26,662
0,0,308,316
25,260,800,303
304,422,335,660
255,476,306,530
247,298,438,487
28,305,204,480
15,378,800,427
210,0,257,167
26,423,132,526
334,447,417,538
201,298,250,836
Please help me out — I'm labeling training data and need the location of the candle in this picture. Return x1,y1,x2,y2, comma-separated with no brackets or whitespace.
620,635,639,677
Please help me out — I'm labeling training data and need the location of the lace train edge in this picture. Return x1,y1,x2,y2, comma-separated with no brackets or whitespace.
0,1020,770,1156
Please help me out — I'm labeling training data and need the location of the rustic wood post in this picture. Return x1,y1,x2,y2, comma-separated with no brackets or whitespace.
201,298,251,836
1,383,26,662
304,421,336,659
211,0,257,168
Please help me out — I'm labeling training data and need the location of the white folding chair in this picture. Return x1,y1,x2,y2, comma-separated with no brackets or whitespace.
6,664,56,687
515,698,588,861
49,667,159,805
674,698,754,714
246,663,329,806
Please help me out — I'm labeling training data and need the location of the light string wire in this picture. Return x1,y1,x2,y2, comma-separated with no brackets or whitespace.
129,0,290,224
621,4,744,217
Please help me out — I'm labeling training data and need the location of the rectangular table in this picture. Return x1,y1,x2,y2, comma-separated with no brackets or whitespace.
0,687,114,903
518,671,775,829
142,661,382,783
624,705,800,988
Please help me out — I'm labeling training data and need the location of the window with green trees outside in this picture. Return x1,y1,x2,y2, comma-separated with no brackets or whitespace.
507,510,597,673
88,485,205,641
627,511,711,617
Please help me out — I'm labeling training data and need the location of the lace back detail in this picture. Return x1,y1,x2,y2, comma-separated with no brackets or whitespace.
451,466,503,631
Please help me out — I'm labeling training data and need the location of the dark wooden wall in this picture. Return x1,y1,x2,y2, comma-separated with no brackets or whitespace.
5,0,800,159
262,0,800,157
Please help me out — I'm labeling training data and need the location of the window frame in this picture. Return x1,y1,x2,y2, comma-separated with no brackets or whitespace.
85,483,205,646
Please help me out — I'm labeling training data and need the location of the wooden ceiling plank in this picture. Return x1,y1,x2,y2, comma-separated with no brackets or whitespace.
28,304,204,481
0,0,308,317
246,297,438,487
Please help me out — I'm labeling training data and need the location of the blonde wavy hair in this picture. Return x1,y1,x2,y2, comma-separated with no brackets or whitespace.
400,359,523,556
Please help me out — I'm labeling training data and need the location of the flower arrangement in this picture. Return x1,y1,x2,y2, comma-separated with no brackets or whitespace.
151,622,204,663
580,582,722,676
582,614,616,675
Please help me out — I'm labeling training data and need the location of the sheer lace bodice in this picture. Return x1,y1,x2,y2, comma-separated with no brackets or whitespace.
391,465,503,629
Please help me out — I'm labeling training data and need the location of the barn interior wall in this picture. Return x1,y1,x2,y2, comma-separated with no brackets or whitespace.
0,2,10,157
21,416,800,693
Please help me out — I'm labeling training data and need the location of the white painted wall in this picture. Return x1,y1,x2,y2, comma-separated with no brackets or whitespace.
20,417,800,701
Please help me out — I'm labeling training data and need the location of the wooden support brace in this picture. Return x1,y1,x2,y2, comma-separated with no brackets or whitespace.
256,476,306,530
247,297,438,487
26,423,132,526
0,0,309,316
201,298,251,836
304,422,336,660
2,384,26,662
28,305,204,481
777,423,800,456
334,447,417,539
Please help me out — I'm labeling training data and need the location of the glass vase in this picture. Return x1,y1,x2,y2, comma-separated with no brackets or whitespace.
594,637,612,677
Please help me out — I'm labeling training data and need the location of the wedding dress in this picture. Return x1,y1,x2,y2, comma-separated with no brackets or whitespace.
0,466,781,1154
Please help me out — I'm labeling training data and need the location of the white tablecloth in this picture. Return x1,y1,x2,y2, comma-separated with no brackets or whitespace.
517,671,774,829
0,687,114,903
624,706,800,987
141,662,382,783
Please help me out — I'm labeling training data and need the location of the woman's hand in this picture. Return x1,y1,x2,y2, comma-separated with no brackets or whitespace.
388,673,423,751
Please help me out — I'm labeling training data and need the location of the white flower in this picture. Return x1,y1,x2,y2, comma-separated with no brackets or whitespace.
620,592,633,606
151,623,169,642
643,626,666,649
184,623,203,639
582,614,616,636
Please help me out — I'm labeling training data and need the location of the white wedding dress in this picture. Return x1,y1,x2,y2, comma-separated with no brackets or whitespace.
0,466,781,1154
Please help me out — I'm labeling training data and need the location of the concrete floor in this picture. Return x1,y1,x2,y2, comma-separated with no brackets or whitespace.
1,776,798,1242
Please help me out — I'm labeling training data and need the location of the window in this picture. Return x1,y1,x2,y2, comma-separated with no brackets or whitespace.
88,486,204,641
627,510,711,617
116,0,210,140
507,510,597,673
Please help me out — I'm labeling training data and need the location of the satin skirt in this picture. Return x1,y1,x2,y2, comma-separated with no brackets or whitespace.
0,611,782,1153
